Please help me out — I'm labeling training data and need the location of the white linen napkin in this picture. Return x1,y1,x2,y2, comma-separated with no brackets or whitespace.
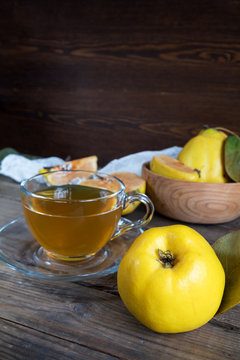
0,154,64,182
100,146,182,176
0,146,182,182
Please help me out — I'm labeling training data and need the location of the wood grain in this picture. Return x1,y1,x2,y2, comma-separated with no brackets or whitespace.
142,162,240,224
1,265,240,360
1,176,240,360
0,1,240,165
1,2,240,357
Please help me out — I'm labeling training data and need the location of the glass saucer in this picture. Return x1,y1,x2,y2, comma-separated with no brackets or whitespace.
0,217,143,281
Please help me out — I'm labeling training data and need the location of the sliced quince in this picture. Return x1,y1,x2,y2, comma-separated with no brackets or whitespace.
150,155,200,182
111,172,146,215
39,155,98,185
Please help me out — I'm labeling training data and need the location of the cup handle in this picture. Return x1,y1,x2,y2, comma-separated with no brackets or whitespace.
112,193,154,239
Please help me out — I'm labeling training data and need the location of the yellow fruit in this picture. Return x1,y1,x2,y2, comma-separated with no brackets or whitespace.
178,128,228,183
111,172,146,215
39,156,98,185
117,225,225,333
150,155,200,182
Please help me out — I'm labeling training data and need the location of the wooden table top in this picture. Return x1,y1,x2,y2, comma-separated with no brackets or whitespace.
0,174,240,360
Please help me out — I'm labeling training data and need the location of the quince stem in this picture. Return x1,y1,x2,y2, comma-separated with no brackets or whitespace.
157,249,175,268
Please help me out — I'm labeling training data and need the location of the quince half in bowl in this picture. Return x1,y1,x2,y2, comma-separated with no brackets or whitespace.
142,162,240,224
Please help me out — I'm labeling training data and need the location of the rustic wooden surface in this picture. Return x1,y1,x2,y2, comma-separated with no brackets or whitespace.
0,174,240,360
1,1,240,358
0,1,240,166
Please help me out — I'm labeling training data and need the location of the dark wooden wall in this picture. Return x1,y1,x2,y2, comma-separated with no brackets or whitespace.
0,0,240,167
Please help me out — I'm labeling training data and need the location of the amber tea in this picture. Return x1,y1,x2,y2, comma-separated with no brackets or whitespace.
22,184,122,259
21,170,154,269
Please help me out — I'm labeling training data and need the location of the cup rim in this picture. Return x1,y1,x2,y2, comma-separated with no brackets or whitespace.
20,170,125,202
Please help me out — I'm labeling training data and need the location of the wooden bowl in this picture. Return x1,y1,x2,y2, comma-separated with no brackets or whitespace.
142,162,240,224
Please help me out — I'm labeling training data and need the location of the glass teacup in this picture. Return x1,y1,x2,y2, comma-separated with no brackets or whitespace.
21,170,154,266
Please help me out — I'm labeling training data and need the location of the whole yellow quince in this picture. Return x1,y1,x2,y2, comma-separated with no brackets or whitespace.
178,128,228,183
117,225,225,333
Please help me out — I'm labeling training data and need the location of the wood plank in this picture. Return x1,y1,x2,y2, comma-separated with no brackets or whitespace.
0,1,240,163
1,175,240,360
1,168,240,359
0,176,21,202
0,198,22,227
0,266,239,360
1,1,240,356
0,319,116,360
0,1,239,38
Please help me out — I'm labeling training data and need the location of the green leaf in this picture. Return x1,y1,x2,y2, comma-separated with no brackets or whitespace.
224,135,240,182
0,147,19,163
0,148,40,166
212,230,240,315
